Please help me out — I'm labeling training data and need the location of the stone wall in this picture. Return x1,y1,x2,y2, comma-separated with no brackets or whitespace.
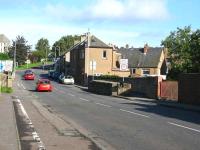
88,76,160,99
88,80,118,96
179,73,200,105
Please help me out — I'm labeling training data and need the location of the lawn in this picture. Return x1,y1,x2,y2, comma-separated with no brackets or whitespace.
16,62,53,70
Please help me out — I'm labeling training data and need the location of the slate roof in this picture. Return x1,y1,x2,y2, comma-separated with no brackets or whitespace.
62,35,111,56
88,35,111,48
0,34,10,43
118,47,163,68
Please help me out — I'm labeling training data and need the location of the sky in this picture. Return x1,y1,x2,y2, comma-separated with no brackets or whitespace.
0,0,199,50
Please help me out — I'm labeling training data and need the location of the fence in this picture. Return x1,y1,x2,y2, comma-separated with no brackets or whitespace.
178,73,200,105
160,81,178,101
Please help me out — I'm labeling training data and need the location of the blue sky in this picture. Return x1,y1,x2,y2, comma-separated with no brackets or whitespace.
0,0,199,49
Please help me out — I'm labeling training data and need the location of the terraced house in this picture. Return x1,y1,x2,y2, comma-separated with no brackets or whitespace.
118,44,168,79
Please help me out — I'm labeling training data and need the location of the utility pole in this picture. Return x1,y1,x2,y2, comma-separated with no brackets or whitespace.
13,41,16,78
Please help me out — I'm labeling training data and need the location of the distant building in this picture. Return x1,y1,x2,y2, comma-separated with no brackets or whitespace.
0,34,10,53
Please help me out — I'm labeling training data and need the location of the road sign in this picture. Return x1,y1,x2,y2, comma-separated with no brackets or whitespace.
0,62,3,72
0,60,13,72
26,59,31,64
120,59,128,71
90,60,96,71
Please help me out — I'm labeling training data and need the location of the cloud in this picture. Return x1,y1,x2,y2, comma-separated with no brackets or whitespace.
44,0,170,22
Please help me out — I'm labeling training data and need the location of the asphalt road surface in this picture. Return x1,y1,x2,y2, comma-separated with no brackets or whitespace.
16,69,200,150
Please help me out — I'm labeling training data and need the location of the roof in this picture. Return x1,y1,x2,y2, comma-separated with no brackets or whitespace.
118,47,163,68
88,35,111,48
0,34,10,43
61,35,111,56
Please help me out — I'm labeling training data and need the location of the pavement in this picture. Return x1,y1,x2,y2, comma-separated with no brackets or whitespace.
0,93,20,150
0,82,200,150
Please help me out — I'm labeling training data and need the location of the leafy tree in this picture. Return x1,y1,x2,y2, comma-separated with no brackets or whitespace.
161,26,200,79
190,29,200,72
9,36,31,65
28,51,44,63
52,35,81,57
0,53,10,60
35,38,50,59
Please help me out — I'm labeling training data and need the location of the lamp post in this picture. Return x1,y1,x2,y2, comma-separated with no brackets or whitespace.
13,41,17,78
52,46,60,61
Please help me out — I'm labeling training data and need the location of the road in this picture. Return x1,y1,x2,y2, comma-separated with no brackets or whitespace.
16,69,200,150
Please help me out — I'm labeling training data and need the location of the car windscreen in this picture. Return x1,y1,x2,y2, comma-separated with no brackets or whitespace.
40,81,50,84
66,76,73,79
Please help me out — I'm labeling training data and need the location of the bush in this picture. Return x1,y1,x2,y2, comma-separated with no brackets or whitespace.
0,87,13,93
0,53,10,60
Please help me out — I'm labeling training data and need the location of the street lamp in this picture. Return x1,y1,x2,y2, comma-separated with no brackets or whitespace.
13,41,17,78
52,46,60,61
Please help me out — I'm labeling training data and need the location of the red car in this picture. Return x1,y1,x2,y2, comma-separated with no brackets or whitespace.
24,73,35,80
36,79,52,92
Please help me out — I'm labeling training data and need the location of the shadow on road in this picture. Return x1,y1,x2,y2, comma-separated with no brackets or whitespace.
121,102,200,125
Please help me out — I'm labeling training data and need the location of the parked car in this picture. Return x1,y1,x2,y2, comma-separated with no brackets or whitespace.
24,73,35,80
36,79,52,92
52,72,61,81
48,70,55,78
59,75,74,84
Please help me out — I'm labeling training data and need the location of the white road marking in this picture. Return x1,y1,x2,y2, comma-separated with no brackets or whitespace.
68,93,75,97
16,99,46,149
17,83,20,87
20,83,26,90
79,98,90,102
96,103,112,108
119,109,150,118
54,87,58,91
168,122,200,133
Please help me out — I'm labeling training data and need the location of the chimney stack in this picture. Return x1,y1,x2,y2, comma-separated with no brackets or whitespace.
144,43,149,54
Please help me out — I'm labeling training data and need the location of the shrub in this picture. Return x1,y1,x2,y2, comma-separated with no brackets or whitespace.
0,53,10,60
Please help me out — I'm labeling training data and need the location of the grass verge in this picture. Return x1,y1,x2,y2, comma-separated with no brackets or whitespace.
0,86,13,93
16,62,42,70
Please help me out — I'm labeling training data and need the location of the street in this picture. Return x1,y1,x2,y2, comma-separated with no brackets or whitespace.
16,69,200,150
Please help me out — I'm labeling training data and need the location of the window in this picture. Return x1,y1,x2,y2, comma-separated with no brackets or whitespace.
131,68,136,74
102,50,107,59
142,69,150,76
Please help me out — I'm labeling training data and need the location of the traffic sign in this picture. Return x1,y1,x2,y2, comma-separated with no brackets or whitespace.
120,59,128,71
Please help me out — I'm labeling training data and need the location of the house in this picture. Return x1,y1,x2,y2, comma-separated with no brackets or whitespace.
118,44,168,79
0,34,10,53
58,33,130,85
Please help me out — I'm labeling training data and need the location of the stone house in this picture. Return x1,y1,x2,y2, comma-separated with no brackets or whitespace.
118,44,168,79
58,33,130,85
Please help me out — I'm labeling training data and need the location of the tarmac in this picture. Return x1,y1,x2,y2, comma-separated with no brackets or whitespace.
0,93,20,150
0,86,200,150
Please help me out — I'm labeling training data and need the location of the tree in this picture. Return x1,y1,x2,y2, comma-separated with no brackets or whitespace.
28,51,43,63
161,26,200,79
52,35,81,57
35,38,50,59
9,36,31,65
